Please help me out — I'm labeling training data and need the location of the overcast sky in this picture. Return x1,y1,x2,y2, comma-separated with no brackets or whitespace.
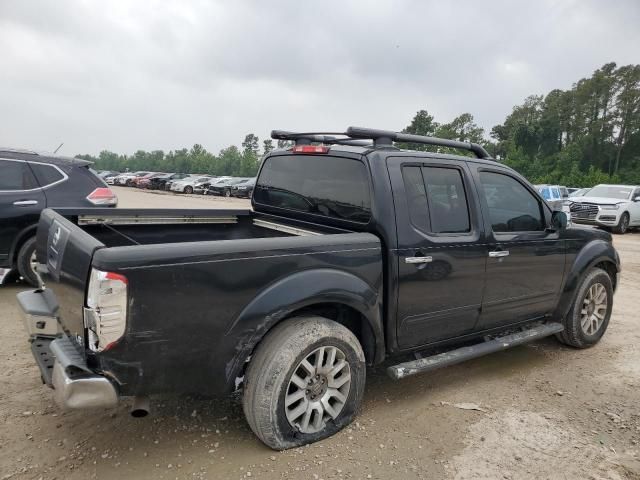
1,0,639,156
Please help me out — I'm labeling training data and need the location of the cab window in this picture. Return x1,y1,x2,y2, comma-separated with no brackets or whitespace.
402,166,471,234
479,172,544,232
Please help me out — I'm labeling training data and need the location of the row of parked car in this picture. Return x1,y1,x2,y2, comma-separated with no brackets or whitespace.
534,183,640,234
98,171,256,198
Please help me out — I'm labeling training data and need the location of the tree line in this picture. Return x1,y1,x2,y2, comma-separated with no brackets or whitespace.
82,62,640,187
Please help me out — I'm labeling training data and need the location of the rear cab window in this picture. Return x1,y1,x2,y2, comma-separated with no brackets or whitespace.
402,166,470,234
254,154,371,223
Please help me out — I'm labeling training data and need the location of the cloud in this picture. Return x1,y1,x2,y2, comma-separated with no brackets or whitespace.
1,0,638,155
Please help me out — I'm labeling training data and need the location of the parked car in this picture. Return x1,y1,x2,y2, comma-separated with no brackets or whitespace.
535,184,571,220
0,147,117,286
135,172,165,189
113,171,150,186
18,127,619,451
98,171,120,180
105,175,118,185
569,183,640,234
130,172,159,188
149,173,189,190
569,188,589,198
230,177,256,198
206,177,249,197
170,175,212,194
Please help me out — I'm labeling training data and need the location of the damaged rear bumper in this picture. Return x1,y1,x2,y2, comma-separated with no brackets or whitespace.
18,289,119,410
50,337,118,409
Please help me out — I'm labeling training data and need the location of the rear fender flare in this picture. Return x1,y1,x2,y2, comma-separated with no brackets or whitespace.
555,239,619,318
224,268,383,390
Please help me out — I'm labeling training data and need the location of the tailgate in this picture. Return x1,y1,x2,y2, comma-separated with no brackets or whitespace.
37,209,105,342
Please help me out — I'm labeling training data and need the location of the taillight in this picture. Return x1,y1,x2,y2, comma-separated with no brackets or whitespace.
291,145,330,154
87,187,118,206
85,268,128,352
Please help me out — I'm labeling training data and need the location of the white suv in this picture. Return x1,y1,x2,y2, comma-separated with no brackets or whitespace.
569,184,640,234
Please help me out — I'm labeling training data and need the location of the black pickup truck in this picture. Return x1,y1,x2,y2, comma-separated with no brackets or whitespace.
18,127,620,450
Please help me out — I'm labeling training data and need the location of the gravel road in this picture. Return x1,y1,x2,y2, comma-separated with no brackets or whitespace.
1,187,639,480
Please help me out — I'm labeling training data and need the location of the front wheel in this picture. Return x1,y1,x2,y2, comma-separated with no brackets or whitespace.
556,267,613,348
224,189,231,197
243,316,365,450
613,212,629,234
184,186,193,194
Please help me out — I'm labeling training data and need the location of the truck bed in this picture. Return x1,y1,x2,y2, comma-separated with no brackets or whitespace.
36,208,383,396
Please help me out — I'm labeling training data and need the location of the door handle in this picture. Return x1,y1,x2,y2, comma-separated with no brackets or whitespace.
489,250,509,258
405,256,433,264
13,200,38,206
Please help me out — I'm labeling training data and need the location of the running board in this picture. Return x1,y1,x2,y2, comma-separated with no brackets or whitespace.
387,322,564,380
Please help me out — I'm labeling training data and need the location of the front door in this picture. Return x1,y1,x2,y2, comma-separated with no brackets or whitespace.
388,157,488,349
473,168,565,329
0,158,45,267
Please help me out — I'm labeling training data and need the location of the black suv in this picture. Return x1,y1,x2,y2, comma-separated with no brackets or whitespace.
0,148,117,285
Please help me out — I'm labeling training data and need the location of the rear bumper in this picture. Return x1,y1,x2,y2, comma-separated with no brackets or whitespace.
18,289,118,410
50,337,118,409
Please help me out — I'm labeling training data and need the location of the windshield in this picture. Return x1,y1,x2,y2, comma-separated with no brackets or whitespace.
585,185,633,200
254,154,371,223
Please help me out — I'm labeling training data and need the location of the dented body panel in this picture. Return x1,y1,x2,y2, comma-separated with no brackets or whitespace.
35,208,382,396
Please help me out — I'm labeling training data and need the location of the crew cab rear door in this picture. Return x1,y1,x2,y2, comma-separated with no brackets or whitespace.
387,156,488,348
471,166,565,329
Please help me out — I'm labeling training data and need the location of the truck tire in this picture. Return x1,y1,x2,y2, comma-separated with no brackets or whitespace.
613,212,629,234
556,268,613,348
243,316,366,450
17,236,39,287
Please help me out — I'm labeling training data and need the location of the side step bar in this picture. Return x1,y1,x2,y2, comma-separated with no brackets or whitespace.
387,322,564,380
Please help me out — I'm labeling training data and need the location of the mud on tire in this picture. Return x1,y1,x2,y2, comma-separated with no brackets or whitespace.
556,267,613,348
242,316,366,450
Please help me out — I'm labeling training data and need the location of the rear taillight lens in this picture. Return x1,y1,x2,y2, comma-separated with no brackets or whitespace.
87,187,118,206
85,268,128,352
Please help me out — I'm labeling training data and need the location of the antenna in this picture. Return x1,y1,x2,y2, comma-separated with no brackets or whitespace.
53,142,64,154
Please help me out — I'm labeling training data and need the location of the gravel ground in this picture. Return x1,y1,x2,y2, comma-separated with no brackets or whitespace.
1,187,639,480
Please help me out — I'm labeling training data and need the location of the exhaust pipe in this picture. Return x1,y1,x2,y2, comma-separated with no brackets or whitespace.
130,396,150,418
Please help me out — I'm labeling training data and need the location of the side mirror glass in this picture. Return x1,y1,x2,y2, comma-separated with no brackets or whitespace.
550,210,568,231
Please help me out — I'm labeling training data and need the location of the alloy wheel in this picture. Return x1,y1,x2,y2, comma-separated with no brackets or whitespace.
580,282,608,336
284,346,351,434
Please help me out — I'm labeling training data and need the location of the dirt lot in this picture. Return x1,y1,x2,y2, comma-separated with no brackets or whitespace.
1,187,639,480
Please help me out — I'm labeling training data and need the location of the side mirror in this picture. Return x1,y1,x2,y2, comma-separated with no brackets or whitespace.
633,196,640,202
550,210,568,231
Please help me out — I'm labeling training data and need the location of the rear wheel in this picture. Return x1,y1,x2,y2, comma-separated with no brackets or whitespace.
243,316,365,450
613,212,629,234
17,236,39,287
556,267,613,348
224,189,231,197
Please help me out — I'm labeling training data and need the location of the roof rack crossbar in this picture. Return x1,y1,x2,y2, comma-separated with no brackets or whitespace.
270,130,372,147
271,128,491,159
346,126,491,159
